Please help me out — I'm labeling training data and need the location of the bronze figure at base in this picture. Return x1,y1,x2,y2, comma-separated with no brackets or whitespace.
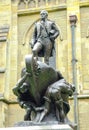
13,54,75,125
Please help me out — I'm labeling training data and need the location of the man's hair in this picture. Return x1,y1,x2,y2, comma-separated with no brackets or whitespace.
40,10,48,16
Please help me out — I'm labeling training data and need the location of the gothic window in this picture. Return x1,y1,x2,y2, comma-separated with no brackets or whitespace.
18,0,66,9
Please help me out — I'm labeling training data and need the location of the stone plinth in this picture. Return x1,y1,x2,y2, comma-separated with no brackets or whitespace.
16,125,72,130
13,121,74,130
0,125,72,130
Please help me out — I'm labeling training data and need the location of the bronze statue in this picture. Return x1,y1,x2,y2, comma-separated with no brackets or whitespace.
40,79,75,123
30,10,59,65
13,54,75,123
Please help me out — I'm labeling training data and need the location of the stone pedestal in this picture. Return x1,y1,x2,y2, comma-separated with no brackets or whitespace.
13,121,76,130
15,125,72,130
0,125,72,130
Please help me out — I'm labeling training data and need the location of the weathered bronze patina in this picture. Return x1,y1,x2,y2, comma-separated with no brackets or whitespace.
13,54,75,123
30,10,59,65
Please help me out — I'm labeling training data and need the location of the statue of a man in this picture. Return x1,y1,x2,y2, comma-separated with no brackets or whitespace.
30,10,59,65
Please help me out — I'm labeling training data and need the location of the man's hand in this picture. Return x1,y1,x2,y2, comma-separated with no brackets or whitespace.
49,35,55,41
30,40,35,48
71,84,75,92
31,43,34,48
23,104,31,111
25,72,31,77
68,89,73,96
34,106,45,112
23,104,27,109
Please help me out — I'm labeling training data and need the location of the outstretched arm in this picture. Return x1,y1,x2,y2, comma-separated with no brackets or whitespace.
13,72,31,96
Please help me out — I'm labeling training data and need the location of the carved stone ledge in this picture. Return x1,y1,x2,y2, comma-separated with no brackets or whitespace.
0,25,9,42
18,0,66,10
0,95,18,104
18,5,67,16
80,1,89,7
0,68,6,73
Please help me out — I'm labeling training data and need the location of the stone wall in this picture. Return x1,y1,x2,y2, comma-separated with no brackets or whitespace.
68,97,89,130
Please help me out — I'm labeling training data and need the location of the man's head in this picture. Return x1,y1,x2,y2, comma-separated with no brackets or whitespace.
40,10,48,20
20,83,29,93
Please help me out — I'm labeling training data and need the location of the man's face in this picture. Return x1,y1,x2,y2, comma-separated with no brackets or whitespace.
20,83,28,93
40,12,47,20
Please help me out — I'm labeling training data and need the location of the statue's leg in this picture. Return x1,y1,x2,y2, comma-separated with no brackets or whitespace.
31,91,51,122
51,89,65,123
55,99,65,123
32,42,42,60
33,102,50,122
44,87,52,114
35,89,51,122
24,108,31,121
37,105,49,122
44,41,52,65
